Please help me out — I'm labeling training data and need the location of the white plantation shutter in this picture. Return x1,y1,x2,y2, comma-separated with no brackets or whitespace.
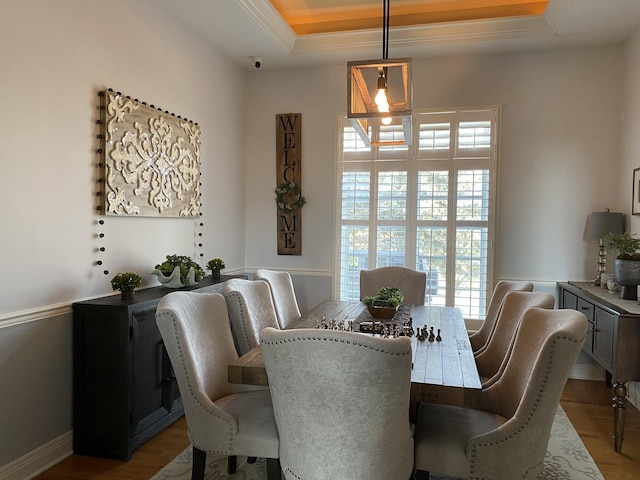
336,107,499,320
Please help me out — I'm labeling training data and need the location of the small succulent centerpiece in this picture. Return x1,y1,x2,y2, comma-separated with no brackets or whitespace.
111,272,142,300
362,286,404,319
151,254,205,288
603,232,640,300
206,258,225,279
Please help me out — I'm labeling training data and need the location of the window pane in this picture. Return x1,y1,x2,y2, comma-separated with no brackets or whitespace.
342,171,370,220
456,170,489,221
339,226,369,301
417,227,447,306
376,227,406,267
343,126,371,152
378,124,409,152
417,171,448,221
454,227,489,318
378,171,407,220
419,123,450,150
458,121,491,149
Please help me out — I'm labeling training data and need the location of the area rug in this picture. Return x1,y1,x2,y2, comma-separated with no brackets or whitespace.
151,405,603,480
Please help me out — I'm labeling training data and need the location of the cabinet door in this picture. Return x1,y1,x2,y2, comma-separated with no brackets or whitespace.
593,307,616,371
562,289,578,310
131,306,176,436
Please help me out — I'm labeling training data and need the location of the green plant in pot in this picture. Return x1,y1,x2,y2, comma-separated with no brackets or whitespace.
152,254,205,288
111,272,142,300
603,232,640,300
363,286,404,318
206,258,225,279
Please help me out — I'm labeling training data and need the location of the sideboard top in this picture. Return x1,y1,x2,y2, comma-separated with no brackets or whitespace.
560,281,640,315
73,274,243,308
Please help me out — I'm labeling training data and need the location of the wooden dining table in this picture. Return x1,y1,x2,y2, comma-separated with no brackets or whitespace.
228,300,482,418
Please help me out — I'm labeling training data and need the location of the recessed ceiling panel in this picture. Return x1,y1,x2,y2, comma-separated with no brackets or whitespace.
269,0,548,35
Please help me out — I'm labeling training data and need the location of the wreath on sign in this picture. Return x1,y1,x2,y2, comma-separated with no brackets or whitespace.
275,182,306,213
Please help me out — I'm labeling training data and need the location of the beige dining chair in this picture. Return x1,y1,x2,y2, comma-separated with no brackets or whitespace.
223,278,280,355
359,266,427,306
414,307,587,480
475,291,554,387
261,327,414,480
469,280,534,353
254,269,301,329
155,291,281,480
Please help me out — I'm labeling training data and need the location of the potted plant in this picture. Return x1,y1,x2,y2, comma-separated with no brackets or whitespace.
111,272,142,300
152,254,205,287
603,232,640,299
206,258,225,279
362,286,404,318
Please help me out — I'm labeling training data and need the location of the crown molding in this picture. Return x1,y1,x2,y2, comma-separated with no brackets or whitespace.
235,0,297,53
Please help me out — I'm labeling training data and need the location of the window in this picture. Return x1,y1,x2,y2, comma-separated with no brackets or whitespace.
335,107,499,319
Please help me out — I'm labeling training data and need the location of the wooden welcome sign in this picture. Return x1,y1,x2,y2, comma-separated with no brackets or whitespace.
275,114,303,255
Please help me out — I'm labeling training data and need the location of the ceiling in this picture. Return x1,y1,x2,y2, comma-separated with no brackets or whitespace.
153,0,640,70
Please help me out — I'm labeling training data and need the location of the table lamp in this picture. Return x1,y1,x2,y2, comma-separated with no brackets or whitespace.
584,209,624,286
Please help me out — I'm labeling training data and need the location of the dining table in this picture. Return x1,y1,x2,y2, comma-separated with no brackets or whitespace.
228,300,482,418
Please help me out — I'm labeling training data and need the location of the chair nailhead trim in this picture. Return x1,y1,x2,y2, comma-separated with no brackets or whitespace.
261,334,411,356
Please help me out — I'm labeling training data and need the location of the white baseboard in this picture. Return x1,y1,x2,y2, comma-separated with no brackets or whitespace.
0,431,72,480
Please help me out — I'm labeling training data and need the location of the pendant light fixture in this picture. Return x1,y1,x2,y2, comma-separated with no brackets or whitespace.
347,0,412,146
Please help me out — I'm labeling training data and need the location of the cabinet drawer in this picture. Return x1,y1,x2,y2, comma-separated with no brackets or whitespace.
577,298,595,322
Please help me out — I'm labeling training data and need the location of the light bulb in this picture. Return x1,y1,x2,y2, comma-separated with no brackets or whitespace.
381,117,392,125
375,89,389,111
375,73,389,112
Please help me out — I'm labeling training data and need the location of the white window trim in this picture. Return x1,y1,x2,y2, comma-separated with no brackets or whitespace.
332,105,502,320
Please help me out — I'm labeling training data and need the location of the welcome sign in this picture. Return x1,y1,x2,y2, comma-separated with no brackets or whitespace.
275,114,302,255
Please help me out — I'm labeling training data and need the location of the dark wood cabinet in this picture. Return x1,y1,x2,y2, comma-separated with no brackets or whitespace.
558,281,640,453
73,274,242,460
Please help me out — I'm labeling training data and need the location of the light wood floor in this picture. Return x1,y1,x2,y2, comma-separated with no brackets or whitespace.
35,379,640,479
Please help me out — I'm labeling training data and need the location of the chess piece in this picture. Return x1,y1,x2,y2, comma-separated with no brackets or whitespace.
436,329,442,341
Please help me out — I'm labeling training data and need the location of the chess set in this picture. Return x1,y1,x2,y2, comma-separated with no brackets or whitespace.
313,313,442,342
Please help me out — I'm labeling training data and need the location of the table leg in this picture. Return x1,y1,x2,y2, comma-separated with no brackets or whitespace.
612,381,627,453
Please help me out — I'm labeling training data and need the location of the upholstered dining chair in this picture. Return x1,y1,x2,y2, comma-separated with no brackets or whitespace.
469,280,534,353
475,291,554,387
359,266,427,306
414,307,587,480
254,269,301,329
155,292,281,480
261,327,414,480
223,278,280,355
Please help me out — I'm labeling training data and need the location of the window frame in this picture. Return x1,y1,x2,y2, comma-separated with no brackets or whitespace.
333,106,501,320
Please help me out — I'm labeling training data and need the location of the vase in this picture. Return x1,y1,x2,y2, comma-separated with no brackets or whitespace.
614,258,640,300
120,288,134,301
150,265,196,288
211,268,220,279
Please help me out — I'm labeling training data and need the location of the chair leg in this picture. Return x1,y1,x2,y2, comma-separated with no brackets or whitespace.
228,455,237,474
266,458,282,480
191,447,206,480
247,456,257,464
415,469,430,480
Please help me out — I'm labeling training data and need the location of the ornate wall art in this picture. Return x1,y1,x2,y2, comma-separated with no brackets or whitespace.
98,88,201,217
275,113,303,255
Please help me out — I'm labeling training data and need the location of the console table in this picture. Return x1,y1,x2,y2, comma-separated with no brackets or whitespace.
73,274,243,460
558,281,640,453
